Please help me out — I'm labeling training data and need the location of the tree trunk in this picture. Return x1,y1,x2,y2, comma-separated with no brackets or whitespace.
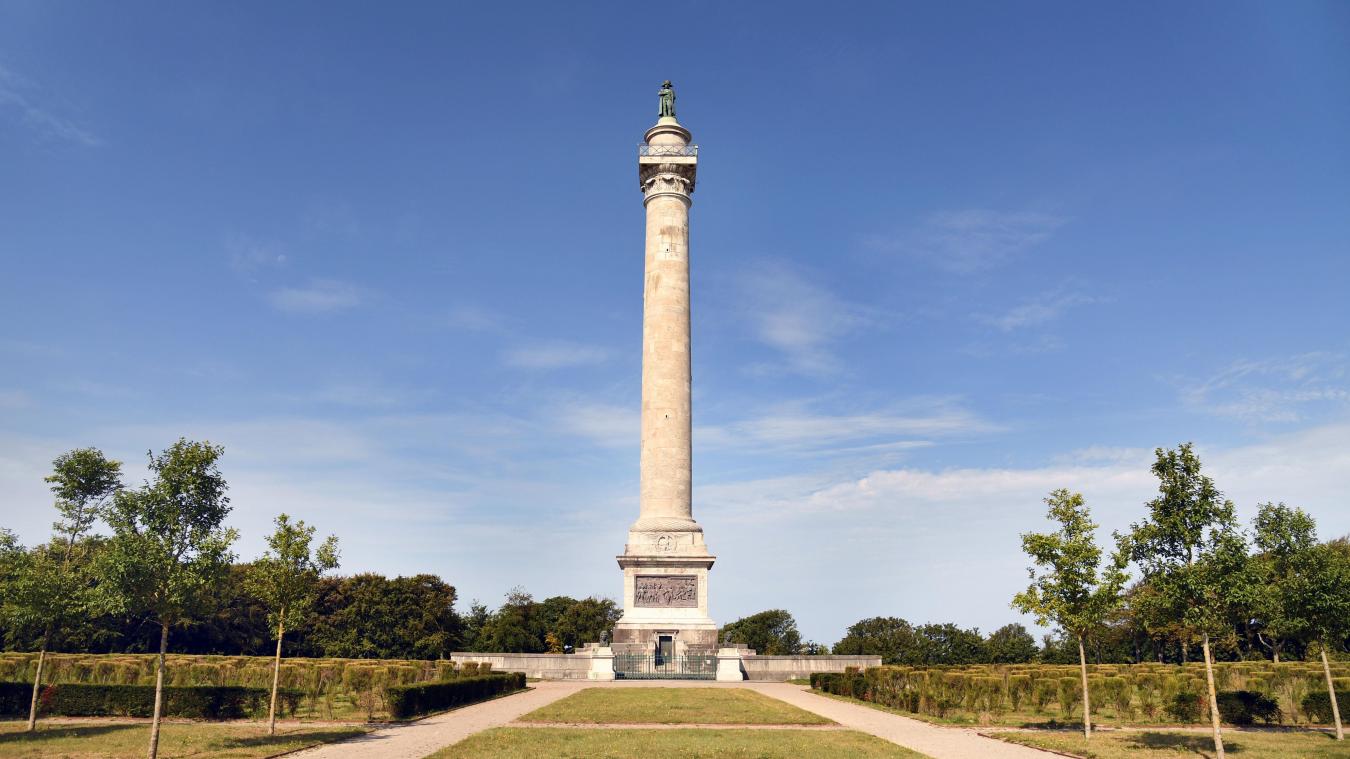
268,609,285,737
1077,635,1092,740
1201,633,1226,759
1322,646,1344,741
25,640,48,732
148,622,169,759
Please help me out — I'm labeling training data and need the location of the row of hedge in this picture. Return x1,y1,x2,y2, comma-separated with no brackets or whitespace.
812,667,1347,727
385,673,525,719
0,682,304,719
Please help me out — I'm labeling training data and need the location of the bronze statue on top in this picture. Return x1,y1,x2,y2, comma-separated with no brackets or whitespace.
658,80,676,119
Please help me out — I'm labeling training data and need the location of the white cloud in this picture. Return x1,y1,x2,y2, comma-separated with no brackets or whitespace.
445,305,502,333
740,263,871,376
1181,353,1349,422
867,210,1066,274
0,389,31,409
502,341,610,369
699,398,994,454
556,402,637,448
227,236,288,274
982,290,1099,332
267,279,364,314
0,65,99,146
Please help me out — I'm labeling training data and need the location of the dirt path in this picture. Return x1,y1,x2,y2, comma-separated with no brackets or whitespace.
747,683,1054,759
286,680,588,759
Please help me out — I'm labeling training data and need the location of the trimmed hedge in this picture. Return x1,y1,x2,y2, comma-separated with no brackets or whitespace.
385,673,525,719
0,682,302,719
1302,689,1349,724
1216,690,1281,725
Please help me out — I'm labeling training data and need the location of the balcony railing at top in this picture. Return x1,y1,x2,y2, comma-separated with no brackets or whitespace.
639,144,699,157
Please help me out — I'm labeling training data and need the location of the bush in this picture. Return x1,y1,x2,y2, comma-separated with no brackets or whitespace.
0,682,300,719
1166,690,1203,723
1301,690,1350,724
384,673,525,719
1215,690,1281,725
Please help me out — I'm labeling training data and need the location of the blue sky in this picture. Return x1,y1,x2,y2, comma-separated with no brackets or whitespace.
2,1,1348,646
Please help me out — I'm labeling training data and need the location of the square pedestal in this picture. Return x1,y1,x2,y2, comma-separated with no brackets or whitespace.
612,549,717,655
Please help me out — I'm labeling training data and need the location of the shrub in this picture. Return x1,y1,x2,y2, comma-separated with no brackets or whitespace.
1215,690,1281,725
1166,690,1204,723
1056,677,1080,717
384,673,525,719
0,682,300,719
1301,690,1350,724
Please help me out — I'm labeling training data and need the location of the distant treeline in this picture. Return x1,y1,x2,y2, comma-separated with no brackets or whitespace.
0,560,615,661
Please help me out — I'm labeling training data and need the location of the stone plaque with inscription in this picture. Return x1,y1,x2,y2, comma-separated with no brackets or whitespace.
634,575,697,608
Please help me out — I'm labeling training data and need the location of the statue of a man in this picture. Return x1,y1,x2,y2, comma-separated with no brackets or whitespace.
658,80,676,119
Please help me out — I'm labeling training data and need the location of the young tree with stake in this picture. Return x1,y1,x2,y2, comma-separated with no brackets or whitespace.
1,448,121,731
1012,488,1127,740
1122,443,1249,759
1287,532,1350,739
248,514,339,735
96,439,236,759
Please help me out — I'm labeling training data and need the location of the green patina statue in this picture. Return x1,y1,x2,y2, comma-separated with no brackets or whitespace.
658,80,676,119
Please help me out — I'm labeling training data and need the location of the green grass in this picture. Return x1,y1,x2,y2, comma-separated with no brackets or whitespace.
519,687,832,725
0,721,367,758
995,729,1350,759
430,727,929,758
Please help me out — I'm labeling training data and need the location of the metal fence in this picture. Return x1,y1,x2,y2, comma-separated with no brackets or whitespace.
613,653,717,680
638,144,699,157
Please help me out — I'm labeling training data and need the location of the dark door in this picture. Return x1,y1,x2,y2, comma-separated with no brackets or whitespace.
656,635,674,664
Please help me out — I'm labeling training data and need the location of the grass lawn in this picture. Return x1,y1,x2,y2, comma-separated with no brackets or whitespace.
430,727,929,758
995,729,1350,758
519,687,831,725
0,721,367,758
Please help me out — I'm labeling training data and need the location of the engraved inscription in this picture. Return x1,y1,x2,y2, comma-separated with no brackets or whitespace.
634,575,697,608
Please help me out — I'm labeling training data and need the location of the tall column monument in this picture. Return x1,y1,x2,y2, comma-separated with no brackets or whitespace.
611,81,718,654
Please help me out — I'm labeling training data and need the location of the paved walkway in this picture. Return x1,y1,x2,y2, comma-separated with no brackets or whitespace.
288,680,588,759
291,679,1054,759
746,683,1052,759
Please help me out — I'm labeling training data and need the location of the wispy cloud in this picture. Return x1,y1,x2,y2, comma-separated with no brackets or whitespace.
0,64,99,146
445,305,502,333
1180,352,1349,423
867,210,1066,274
0,389,31,410
980,289,1099,332
556,402,637,447
740,263,871,376
502,341,610,369
267,279,364,314
227,236,288,275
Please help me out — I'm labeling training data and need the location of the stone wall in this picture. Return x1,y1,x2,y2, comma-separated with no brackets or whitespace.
451,651,880,681
449,652,592,680
740,655,881,681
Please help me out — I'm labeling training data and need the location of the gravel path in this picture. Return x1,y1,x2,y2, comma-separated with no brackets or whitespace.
746,683,1054,759
286,680,587,759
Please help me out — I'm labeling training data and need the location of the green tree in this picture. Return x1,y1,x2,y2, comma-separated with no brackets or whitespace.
720,609,802,655
1285,531,1350,739
309,573,463,658
913,622,988,665
461,600,491,651
832,617,916,664
986,623,1039,663
4,448,122,731
96,439,236,759
1013,488,1127,740
247,514,339,735
552,597,621,652
1250,503,1317,663
1121,444,1248,759
476,588,544,653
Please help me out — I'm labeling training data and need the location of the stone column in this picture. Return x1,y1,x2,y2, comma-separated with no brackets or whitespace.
634,116,699,535
611,106,718,656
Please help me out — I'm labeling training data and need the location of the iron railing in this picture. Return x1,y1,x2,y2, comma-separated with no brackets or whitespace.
613,653,717,680
639,144,698,157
